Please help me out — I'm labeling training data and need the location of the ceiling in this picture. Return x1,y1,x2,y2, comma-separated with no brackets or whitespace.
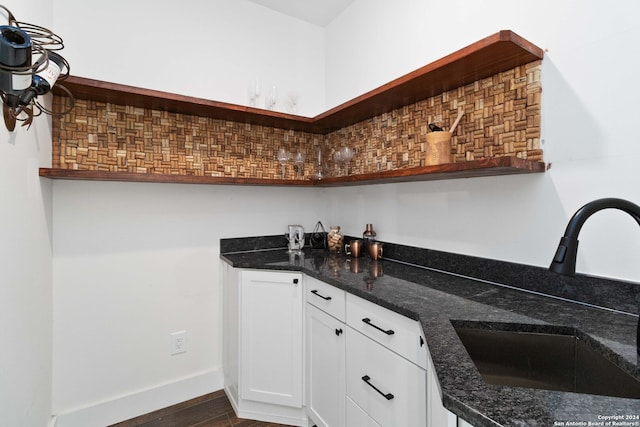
248,0,355,27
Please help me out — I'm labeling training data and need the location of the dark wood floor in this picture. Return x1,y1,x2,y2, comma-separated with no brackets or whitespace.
109,390,295,427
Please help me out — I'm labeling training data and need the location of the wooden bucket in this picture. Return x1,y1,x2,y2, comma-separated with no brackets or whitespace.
425,131,452,165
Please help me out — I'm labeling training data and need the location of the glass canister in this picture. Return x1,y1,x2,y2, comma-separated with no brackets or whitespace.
363,223,377,248
327,226,344,253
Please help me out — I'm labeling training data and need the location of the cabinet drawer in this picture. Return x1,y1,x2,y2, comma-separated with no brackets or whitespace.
346,328,427,427
346,293,427,369
346,396,381,427
305,276,346,322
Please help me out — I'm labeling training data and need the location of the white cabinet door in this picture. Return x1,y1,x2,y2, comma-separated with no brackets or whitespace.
306,304,345,427
346,328,427,427
240,270,303,408
345,396,381,427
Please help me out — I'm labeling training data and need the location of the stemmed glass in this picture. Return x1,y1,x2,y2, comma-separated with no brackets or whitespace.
277,148,290,179
294,152,305,178
248,78,261,107
315,146,324,180
266,85,277,110
286,92,299,114
340,147,353,175
333,151,343,176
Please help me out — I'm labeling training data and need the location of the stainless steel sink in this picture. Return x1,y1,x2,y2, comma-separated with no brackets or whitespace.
453,323,640,399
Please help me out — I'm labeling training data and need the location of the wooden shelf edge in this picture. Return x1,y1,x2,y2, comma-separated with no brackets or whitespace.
38,168,315,186
60,30,543,134
39,158,546,187
317,157,546,186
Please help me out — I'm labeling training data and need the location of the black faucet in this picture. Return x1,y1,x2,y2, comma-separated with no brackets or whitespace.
549,197,640,355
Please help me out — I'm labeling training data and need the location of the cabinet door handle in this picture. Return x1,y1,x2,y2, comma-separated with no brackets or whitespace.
361,375,394,400
335,328,343,336
362,318,394,335
310,289,332,300
293,278,299,284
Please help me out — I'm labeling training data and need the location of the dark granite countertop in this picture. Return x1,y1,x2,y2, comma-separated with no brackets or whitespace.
220,236,640,426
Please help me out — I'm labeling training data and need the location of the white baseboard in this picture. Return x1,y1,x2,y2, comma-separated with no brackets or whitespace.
55,369,223,427
224,384,308,427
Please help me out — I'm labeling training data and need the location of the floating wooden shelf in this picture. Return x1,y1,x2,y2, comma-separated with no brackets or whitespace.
39,157,546,186
43,30,546,186
38,168,311,186
315,157,546,186
58,30,543,134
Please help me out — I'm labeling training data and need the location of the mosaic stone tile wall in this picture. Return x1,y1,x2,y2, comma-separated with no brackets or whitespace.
52,60,542,179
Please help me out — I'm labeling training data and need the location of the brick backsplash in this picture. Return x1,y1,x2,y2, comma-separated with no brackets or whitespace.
52,60,541,179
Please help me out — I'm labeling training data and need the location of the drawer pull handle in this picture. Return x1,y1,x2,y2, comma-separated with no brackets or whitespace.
311,289,332,301
362,375,394,400
335,328,343,336
362,318,395,335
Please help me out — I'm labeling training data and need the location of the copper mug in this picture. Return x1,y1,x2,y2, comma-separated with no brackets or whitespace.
348,257,362,273
368,242,383,260
345,239,363,257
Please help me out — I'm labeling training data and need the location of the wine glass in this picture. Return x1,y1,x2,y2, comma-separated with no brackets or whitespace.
277,148,290,179
248,78,261,107
333,150,342,176
294,152,305,178
340,147,353,175
286,92,299,114
315,146,324,180
265,84,277,110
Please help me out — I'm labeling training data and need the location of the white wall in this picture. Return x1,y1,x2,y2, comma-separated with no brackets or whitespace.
325,0,433,109
325,0,640,282
51,181,329,423
0,2,55,426
52,0,326,117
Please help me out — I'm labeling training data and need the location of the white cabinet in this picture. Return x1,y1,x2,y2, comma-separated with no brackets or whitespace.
222,264,462,427
305,275,346,321
346,293,427,369
240,269,303,407
222,262,240,400
427,355,465,427
346,396,381,427
305,304,345,427
345,293,427,427
305,276,346,427
304,285,430,427
346,325,427,427
345,326,427,427
222,265,307,426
